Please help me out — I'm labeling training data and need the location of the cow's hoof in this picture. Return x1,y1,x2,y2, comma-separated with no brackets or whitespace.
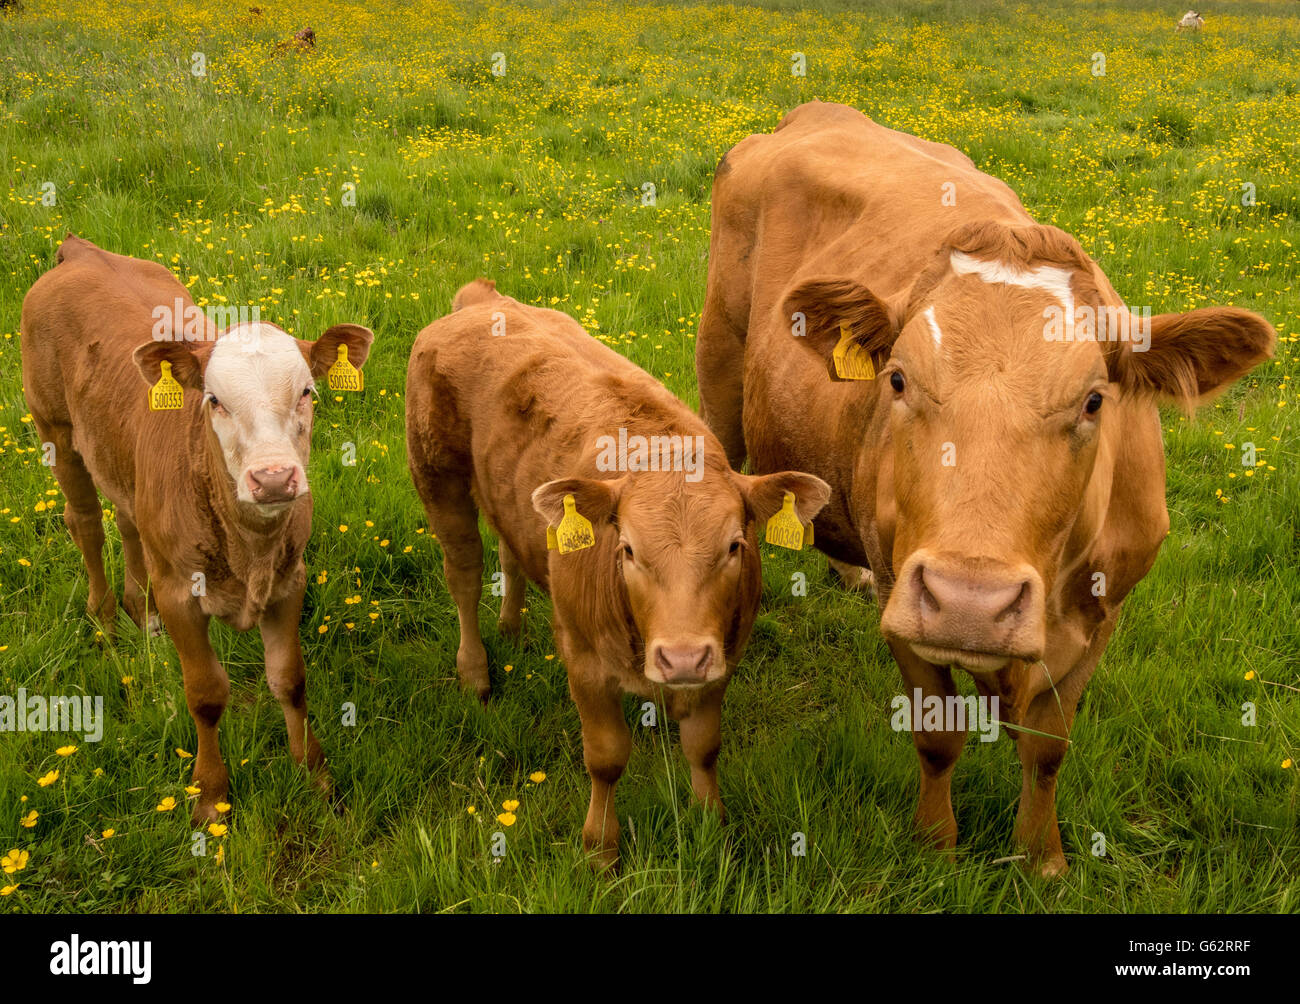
1030,854,1069,879
497,615,523,640
584,844,619,872
191,800,226,827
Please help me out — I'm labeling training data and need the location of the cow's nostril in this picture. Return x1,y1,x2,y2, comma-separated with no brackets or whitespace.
993,582,1030,624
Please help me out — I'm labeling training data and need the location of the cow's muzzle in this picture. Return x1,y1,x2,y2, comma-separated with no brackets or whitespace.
882,551,1045,669
646,639,722,687
245,464,304,505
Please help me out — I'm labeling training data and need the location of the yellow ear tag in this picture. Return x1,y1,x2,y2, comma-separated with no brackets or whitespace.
555,494,595,554
149,361,185,411
803,520,814,547
833,322,875,381
546,525,558,551
765,491,805,551
326,344,363,392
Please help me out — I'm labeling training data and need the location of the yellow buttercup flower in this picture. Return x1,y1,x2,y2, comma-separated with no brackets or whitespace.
502,799,519,812
208,823,228,837
496,812,516,826
529,772,546,784
19,810,37,828
1,849,29,874
55,745,77,757
156,797,177,812
37,769,58,787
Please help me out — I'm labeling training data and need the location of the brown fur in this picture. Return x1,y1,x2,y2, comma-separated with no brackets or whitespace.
20,234,373,823
406,280,828,867
696,102,1276,876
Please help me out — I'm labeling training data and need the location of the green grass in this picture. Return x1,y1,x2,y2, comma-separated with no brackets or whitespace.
0,0,1296,912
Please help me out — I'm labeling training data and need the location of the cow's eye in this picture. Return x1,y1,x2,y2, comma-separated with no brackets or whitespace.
1084,391,1104,416
622,543,634,561
889,370,905,393
301,387,313,399
206,394,223,412
728,539,742,556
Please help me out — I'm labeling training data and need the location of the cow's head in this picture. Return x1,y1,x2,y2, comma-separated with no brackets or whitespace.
134,322,373,511
533,455,829,687
787,221,1274,671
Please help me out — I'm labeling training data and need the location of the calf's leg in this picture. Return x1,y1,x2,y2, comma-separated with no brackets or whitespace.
496,540,526,639
117,511,160,635
260,590,329,797
570,674,631,869
892,644,965,853
675,688,726,819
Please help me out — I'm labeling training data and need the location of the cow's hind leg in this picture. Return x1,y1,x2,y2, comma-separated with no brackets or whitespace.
695,302,747,470
496,539,526,639
416,474,490,700
38,418,115,631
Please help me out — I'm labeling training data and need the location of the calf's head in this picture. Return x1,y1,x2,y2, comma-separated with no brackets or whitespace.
787,222,1274,671
134,322,373,510
533,458,828,687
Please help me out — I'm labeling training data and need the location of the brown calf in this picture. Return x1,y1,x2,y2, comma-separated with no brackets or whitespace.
21,234,373,823
697,102,1275,875
406,279,828,866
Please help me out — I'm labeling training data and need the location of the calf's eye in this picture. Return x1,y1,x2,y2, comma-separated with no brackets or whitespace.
622,544,634,561
728,540,742,556
302,387,313,399
1084,391,1103,416
889,371,905,393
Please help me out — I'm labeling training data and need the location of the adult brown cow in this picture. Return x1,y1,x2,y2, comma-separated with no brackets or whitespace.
696,102,1275,876
406,279,828,867
21,234,373,823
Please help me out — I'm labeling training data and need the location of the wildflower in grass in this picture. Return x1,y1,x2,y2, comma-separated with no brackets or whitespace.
17,558,30,567
544,654,555,661
503,664,513,673
338,524,348,533
0,885,16,896
56,745,77,757
37,770,58,787
1284,759,1294,769
318,625,329,634
502,799,519,812
316,570,328,584
529,772,546,784
215,802,231,813
93,768,103,778
185,785,201,796
208,823,228,837
497,811,516,826
1245,670,1256,680
121,676,134,686
214,845,224,865
156,797,177,812
467,805,476,815
101,829,115,839
176,748,192,759
20,810,37,828
1,850,29,874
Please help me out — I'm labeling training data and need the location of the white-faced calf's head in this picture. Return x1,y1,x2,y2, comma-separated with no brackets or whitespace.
134,321,374,512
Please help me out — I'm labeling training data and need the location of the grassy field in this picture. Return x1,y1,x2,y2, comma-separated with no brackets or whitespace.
0,0,1296,913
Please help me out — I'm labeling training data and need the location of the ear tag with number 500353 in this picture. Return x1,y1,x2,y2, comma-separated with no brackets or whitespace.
149,361,185,411
327,344,363,392
555,494,595,554
833,322,875,381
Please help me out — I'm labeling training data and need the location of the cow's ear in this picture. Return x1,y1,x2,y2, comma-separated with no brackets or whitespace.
307,323,374,380
780,276,899,380
736,471,831,526
132,340,209,390
531,477,624,527
1109,307,1275,408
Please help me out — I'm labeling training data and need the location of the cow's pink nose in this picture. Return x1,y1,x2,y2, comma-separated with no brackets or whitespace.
247,466,298,504
653,643,714,684
882,553,1045,664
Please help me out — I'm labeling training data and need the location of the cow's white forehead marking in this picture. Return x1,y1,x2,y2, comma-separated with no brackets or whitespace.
923,305,942,347
206,324,310,393
949,250,1075,333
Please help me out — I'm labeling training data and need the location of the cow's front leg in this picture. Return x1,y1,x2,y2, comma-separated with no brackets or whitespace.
570,674,631,869
156,589,229,824
673,686,726,819
260,589,329,798
892,644,965,853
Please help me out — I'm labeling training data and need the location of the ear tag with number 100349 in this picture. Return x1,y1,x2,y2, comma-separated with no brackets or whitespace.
149,361,185,411
833,322,875,381
765,491,806,551
555,494,595,554
327,344,363,392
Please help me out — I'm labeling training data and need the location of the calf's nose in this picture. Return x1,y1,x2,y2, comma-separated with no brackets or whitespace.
247,465,299,504
652,643,714,685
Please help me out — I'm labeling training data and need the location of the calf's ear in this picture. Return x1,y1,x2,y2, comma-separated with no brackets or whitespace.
780,276,899,380
736,471,831,526
132,340,209,390
1110,307,1275,408
307,323,375,379
531,477,624,527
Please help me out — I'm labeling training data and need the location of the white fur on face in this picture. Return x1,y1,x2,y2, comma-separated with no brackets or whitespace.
949,250,1076,337
203,323,315,506
923,305,943,348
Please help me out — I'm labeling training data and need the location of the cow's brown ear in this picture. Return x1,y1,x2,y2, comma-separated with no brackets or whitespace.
1109,307,1275,409
308,323,374,379
132,340,208,390
531,477,623,527
780,276,899,380
736,471,831,526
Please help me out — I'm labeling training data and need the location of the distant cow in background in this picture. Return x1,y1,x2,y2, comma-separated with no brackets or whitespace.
697,102,1275,875
21,235,373,823
1177,11,1204,32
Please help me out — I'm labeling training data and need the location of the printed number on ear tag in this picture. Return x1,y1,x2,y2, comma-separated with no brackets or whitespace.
149,361,185,411
765,491,805,551
833,322,875,381
546,525,558,551
555,494,595,554
326,344,363,392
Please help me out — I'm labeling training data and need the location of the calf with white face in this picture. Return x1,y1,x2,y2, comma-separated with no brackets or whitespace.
20,234,374,823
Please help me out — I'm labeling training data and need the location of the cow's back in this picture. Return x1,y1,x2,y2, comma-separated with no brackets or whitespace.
20,236,198,512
